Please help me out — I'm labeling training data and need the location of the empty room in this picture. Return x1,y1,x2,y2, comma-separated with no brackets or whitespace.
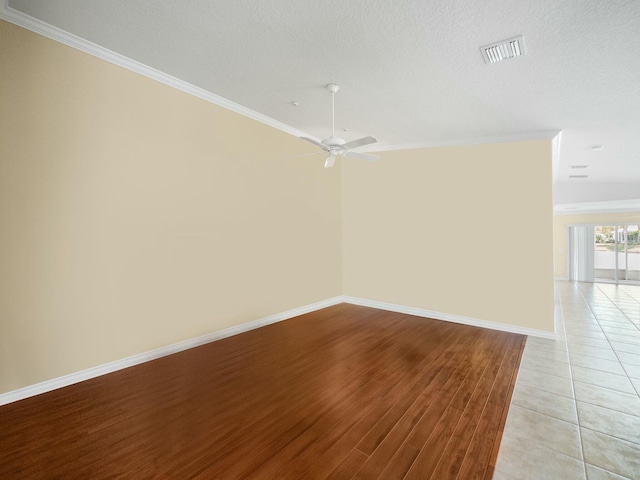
1,1,639,479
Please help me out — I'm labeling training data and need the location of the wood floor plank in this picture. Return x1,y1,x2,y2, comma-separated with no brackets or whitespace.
484,336,525,480
359,330,498,480
428,339,512,480
301,396,396,480
354,346,451,456
0,305,525,479
455,429,495,480
430,405,481,480
403,404,465,480
326,448,369,480
352,330,487,479
373,397,452,480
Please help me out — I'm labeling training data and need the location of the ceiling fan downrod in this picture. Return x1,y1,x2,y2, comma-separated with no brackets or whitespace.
327,83,339,139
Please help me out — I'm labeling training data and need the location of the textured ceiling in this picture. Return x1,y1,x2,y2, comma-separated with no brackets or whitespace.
5,0,640,205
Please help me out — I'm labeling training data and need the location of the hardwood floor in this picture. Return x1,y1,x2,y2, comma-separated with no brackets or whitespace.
0,304,525,479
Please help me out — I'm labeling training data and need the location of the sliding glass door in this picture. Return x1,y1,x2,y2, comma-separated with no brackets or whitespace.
623,224,639,281
594,226,614,281
594,224,640,284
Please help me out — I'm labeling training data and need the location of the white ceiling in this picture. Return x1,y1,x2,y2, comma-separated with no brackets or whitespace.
4,0,640,206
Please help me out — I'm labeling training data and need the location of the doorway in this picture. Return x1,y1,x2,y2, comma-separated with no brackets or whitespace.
569,224,640,285
594,224,640,283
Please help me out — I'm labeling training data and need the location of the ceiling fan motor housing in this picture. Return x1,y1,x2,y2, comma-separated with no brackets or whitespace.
322,136,346,150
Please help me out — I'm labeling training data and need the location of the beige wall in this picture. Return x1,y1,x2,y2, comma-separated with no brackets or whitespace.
0,21,342,394
554,212,640,278
0,20,559,396
342,140,555,332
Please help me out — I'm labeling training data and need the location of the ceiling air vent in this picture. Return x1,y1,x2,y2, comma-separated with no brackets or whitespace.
481,36,525,64
569,175,589,179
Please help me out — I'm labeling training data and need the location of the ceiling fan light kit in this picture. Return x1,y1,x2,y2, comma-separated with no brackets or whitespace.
300,84,379,168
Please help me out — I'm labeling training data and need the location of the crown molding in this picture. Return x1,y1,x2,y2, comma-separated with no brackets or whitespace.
361,130,562,153
0,0,311,140
1,1,561,157
554,200,640,216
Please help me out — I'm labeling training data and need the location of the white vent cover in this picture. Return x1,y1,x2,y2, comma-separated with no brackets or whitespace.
481,36,525,64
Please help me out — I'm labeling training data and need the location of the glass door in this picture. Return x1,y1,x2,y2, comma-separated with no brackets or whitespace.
594,226,616,282
594,224,640,285
625,224,639,282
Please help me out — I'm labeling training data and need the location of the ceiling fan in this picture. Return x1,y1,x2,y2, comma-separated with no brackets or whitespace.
300,84,379,168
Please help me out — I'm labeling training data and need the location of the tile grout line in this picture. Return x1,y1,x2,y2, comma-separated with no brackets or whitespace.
575,282,640,477
587,284,640,398
483,282,640,479
558,285,589,479
597,284,640,395
563,283,640,472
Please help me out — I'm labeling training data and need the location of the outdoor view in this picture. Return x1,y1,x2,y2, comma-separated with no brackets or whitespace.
594,224,640,283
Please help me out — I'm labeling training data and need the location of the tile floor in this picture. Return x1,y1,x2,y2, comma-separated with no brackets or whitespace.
494,281,640,480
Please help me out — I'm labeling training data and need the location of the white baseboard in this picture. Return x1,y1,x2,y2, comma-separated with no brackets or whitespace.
555,276,570,282
0,296,343,406
342,296,557,340
1,295,555,406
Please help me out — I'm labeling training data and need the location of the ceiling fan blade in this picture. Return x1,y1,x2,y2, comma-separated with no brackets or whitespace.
342,136,377,150
300,137,328,151
324,155,336,168
343,151,379,161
